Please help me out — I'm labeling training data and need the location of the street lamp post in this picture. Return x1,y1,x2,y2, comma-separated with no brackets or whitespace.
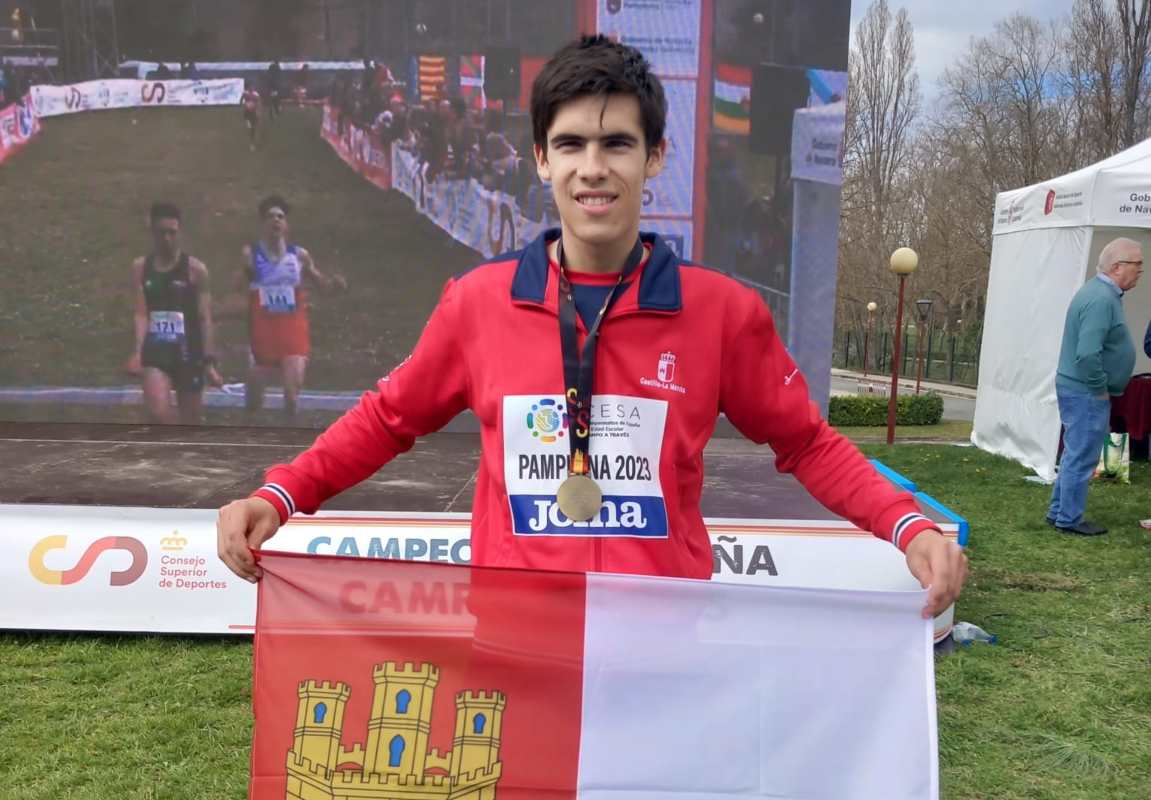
886,248,919,445
862,301,877,378
914,298,933,394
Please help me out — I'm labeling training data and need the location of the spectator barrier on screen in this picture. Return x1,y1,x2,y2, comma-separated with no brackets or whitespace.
0,94,39,166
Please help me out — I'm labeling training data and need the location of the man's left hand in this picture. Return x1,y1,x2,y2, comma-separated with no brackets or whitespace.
904,530,968,619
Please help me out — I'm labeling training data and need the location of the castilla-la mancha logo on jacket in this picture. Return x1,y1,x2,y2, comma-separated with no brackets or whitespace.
641,351,686,395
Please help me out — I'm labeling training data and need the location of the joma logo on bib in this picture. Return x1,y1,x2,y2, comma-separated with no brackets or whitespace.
504,394,670,538
509,495,666,537
526,498,649,532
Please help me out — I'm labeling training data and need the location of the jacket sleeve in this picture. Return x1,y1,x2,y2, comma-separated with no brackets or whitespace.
718,286,937,552
251,279,471,522
1073,298,1110,394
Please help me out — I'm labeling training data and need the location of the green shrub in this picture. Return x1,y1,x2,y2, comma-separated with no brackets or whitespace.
828,392,944,427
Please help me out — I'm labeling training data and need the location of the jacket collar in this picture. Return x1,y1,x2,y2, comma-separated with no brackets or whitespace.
1096,272,1124,297
510,228,682,312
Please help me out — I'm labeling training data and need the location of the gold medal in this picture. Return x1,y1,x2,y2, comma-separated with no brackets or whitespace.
556,474,603,522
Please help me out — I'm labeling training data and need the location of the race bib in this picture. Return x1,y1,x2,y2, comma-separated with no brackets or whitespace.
148,311,185,343
258,286,296,313
503,394,669,537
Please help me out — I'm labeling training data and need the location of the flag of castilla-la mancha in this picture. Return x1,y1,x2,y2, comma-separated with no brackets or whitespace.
250,551,939,800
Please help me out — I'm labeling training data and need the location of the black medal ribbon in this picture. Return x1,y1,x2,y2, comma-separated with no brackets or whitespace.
557,236,645,479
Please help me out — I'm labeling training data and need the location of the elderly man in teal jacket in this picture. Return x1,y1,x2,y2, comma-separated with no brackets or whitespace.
1048,238,1143,535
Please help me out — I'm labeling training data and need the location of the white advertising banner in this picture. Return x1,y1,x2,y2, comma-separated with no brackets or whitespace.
30,79,244,118
791,101,846,186
0,504,958,639
596,0,702,78
121,60,366,79
595,0,702,255
643,78,696,217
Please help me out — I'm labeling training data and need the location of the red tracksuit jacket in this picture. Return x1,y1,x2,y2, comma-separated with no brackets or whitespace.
254,231,937,578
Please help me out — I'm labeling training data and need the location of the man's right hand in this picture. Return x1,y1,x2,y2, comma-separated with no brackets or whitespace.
217,497,282,582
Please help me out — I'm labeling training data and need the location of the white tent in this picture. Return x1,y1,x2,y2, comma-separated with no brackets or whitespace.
974,140,1151,479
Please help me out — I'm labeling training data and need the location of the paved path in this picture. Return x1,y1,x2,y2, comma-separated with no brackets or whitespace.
830,369,976,422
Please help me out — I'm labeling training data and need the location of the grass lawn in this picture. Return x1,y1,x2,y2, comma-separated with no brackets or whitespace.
1,445,1148,799
836,418,974,442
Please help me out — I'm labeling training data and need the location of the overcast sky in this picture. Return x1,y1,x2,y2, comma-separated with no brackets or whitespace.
850,0,1078,96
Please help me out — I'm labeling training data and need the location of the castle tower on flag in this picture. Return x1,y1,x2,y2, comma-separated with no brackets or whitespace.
363,662,440,775
286,662,506,799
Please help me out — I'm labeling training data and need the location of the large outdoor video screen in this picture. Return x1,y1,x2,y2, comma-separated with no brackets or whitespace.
0,0,849,428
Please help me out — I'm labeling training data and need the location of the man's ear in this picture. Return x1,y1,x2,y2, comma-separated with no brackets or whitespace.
534,144,552,182
645,138,667,180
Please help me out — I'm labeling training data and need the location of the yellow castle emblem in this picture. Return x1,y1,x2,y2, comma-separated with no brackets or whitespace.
286,662,506,800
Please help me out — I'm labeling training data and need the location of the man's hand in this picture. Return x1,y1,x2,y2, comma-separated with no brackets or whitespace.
217,497,281,582
904,530,968,619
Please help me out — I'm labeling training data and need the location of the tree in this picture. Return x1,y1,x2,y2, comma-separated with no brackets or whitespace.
846,0,919,251
1065,0,1151,159
836,0,920,341
1065,0,1122,160
1117,0,1151,147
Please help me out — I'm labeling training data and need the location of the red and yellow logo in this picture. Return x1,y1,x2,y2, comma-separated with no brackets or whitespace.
29,536,148,586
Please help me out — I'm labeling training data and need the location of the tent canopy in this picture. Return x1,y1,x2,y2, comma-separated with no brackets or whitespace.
975,139,1151,480
992,136,1151,234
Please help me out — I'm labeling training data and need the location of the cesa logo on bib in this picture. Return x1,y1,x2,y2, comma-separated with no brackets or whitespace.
524,397,568,444
28,535,149,586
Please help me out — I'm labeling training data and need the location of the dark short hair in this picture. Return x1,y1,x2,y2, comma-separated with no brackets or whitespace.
150,202,181,225
258,194,291,217
531,35,667,154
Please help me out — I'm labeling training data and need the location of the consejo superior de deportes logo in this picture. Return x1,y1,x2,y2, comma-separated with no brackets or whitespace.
28,535,149,586
525,397,568,444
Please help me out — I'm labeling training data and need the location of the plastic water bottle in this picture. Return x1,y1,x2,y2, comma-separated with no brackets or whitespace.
951,621,997,646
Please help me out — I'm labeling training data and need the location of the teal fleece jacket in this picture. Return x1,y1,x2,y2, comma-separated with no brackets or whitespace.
1056,275,1136,396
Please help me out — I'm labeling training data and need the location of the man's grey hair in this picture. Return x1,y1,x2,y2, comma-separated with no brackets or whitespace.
1097,237,1141,273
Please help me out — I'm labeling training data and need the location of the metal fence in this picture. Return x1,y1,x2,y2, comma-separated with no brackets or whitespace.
832,329,981,388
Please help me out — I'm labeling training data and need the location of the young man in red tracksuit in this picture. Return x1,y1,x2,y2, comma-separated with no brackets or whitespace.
217,36,967,617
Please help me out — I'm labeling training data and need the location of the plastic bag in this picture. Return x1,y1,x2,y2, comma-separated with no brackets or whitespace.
1094,433,1131,484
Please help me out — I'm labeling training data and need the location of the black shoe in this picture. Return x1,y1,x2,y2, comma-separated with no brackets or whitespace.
1056,521,1108,536
1045,516,1056,527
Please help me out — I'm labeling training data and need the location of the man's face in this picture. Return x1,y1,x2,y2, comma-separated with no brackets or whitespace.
263,207,288,239
151,218,180,256
1112,246,1144,291
534,93,665,253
